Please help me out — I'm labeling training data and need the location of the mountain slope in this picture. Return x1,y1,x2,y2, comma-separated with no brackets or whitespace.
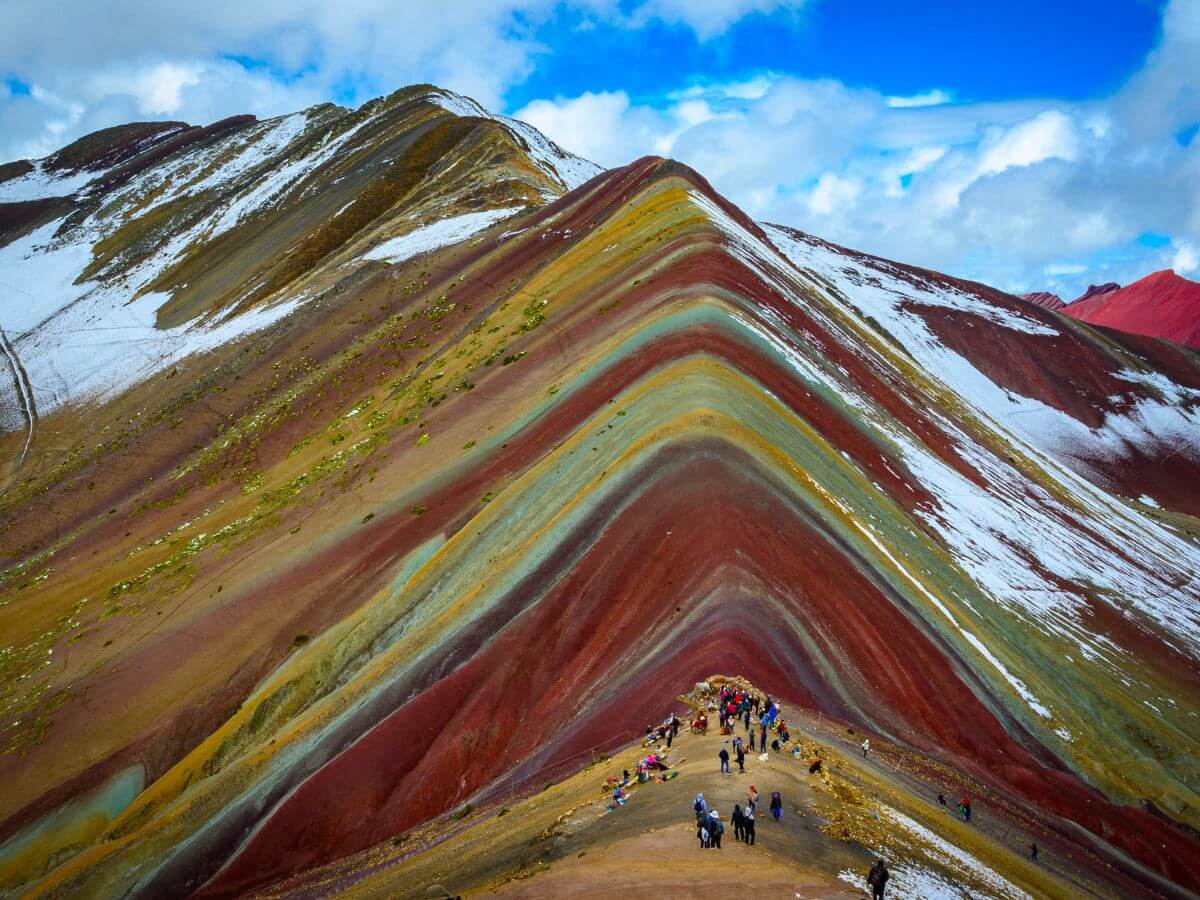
0,93,1197,899
1063,269,1200,349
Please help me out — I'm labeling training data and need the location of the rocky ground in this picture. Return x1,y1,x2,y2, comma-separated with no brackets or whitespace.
254,677,1102,899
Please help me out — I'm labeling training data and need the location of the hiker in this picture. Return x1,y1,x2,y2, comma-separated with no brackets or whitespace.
759,718,768,752
622,769,630,785
862,738,870,757
706,810,724,849
697,818,710,849
719,747,730,774
612,785,628,807
778,722,789,743
743,799,756,845
937,793,946,807
736,740,746,772
770,791,783,821
694,792,707,823
1030,842,1039,862
961,793,972,822
731,803,746,842
747,785,759,806
867,859,889,899
752,694,760,714
671,714,680,738
666,728,673,749
743,707,752,731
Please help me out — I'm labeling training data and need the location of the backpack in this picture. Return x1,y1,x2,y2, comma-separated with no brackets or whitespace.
694,798,703,813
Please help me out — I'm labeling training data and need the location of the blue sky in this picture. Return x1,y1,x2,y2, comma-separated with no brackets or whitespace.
2,0,1197,297
506,1,1162,109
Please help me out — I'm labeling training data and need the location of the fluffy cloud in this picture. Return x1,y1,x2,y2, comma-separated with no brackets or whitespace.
516,0,1200,296
0,0,805,161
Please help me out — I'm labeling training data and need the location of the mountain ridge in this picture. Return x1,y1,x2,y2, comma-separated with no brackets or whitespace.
0,88,1198,899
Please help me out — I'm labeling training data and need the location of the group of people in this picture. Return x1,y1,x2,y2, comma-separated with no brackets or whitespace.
693,785,786,850
645,713,682,748
936,791,973,822
707,684,792,755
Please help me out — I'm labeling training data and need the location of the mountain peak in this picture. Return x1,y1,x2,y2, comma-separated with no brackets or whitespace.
2,84,1199,900
1063,267,1200,348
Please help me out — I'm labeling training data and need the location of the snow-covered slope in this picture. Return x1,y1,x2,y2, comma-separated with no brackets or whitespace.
0,87,586,426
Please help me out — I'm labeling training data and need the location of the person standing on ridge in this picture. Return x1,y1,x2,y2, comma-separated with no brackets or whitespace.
1030,842,1039,862
862,738,870,758
961,793,972,822
867,859,889,899
706,809,724,848
719,746,730,774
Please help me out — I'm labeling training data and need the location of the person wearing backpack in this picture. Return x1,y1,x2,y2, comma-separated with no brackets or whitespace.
743,799,756,845
693,792,707,823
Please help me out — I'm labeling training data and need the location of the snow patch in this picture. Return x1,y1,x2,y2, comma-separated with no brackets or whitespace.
363,208,522,264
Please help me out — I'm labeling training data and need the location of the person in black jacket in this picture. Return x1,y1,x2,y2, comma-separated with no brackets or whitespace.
718,747,730,774
867,859,889,898
731,803,745,842
743,800,756,845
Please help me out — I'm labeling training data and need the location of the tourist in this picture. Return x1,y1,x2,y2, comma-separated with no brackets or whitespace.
770,791,783,821
867,859,889,898
706,810,723,848
719,746,730,774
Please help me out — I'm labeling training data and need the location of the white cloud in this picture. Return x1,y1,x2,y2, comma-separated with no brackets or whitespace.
1045,263,1087,276
1174,241,1199,274
807,172,861,215
886,89,953,108
976,111,1081,176
90,62,203,115
629,0,805,40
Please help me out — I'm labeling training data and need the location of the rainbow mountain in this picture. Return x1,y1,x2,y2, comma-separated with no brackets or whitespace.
1,85,1198,898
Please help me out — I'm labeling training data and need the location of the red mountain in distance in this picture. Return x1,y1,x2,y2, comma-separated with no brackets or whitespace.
1021,290,1065,309
1063,269,1200,349
1073,282,1121,304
